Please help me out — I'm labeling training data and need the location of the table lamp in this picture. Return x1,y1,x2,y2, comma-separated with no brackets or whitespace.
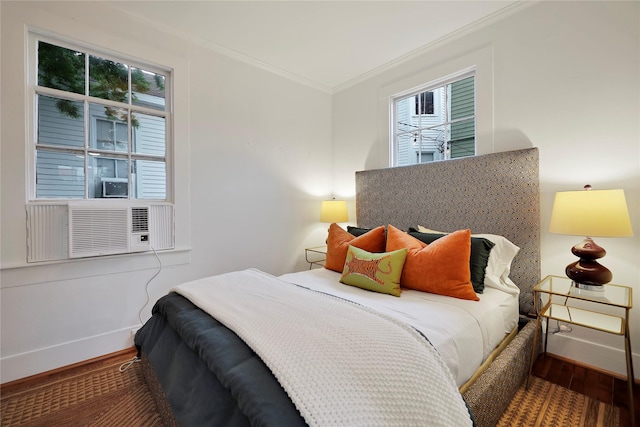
549,185,633,290
320,199,349,223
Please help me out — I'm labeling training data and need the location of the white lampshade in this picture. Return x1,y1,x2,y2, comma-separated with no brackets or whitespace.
549,189,633,237
320,200,349,223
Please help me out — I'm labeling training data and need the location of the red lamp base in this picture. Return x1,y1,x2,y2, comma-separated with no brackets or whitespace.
565,237,612,286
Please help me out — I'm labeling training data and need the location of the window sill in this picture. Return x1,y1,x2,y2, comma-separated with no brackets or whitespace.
0,247,192,289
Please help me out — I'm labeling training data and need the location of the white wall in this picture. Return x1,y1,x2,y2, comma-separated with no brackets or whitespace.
333,1,639,379
0,1,332,383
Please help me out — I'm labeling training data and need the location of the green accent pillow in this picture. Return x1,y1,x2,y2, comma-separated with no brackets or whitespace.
340,245,407,297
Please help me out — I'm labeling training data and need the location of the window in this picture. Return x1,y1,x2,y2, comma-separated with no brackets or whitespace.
416,151,434,163
415,92,434,115
392,72,475,166
31,37,170,200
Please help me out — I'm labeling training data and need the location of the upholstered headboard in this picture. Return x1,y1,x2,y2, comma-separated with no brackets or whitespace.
355,148,540,315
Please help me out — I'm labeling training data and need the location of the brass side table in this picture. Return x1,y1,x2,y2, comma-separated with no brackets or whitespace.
305,246,327,269
527,275,634,426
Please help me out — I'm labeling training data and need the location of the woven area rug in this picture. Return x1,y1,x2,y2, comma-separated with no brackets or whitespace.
498,376,620,427
1,357,164,427
2,356,621,427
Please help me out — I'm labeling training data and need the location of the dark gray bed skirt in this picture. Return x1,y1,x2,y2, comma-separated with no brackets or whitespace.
135,293,307,427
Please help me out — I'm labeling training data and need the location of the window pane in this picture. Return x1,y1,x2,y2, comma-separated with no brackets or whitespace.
95,119,114,150
421,124,448,159
415,92,434,115
36,150,85,198
115,122,128,152
96,157,116,178
395,97,414,133
132,159,166,199
449,76,475,159
450,117,475,159
90,104,128,152
38,41,85,94
450,76,474,121
115,158,128,177
38,95,84,147
395,133,413,166
131,68,166,111
89,55,128,103
393,74,475,166
133,113,166,156
417,152,434,163
419,124,447,153
89,156,129,198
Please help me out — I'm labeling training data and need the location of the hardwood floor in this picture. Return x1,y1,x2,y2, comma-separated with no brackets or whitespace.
0,347,138,393
4,349,638,426
532,354,639,426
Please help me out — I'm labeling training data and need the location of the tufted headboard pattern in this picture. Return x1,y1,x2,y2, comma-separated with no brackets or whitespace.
355,148,540,315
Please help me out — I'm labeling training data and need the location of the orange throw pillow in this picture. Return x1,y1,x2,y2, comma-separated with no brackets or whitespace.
385,225,478,301
324,224,386,272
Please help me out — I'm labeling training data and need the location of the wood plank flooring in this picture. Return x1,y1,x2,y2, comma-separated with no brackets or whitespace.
532,354,639,426
0,347,138,393
4,349,639,426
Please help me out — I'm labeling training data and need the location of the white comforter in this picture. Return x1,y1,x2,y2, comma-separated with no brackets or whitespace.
280,268,519,386
173,268,473,427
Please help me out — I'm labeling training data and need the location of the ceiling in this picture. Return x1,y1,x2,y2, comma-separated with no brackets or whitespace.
107,1,522,93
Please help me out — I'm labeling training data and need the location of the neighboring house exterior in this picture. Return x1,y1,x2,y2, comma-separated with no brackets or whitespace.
37,93,166,200
395,76,475,166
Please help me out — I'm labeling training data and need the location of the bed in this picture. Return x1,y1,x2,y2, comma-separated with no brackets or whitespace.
135,148,540,427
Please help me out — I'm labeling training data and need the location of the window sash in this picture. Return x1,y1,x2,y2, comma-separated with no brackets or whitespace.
29,33,171,201
391,71,475,166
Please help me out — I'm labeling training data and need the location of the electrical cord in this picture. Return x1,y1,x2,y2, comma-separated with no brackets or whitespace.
119,355,140,372
120,248,162,373
138,247,162,326
551,295,573,334
550,320,572,334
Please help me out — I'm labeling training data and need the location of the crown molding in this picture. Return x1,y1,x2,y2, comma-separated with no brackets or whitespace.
332,1,537,94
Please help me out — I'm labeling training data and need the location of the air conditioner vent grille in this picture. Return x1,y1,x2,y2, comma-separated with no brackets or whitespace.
131,207,149,233
69,207,129,257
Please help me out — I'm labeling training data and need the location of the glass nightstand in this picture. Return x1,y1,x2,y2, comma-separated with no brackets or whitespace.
527,275,634,424
305,246,327,269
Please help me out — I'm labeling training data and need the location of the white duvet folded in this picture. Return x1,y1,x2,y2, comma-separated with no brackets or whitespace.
174,268,473,427
280,267,519,386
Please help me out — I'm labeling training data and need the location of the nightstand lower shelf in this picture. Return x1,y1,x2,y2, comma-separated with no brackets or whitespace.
526,275,635,427
541,304,624,335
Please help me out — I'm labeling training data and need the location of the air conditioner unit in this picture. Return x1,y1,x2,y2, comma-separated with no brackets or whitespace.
68,204,151,258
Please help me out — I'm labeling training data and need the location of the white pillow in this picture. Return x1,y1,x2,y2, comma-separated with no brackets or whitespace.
417,226,520,295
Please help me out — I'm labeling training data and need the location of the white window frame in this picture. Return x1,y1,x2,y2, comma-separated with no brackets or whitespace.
390,69,475,167
26,32,173,202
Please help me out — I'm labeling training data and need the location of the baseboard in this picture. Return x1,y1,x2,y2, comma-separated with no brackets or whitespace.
0,346,136,391
0,325,140,384
546,332,639,383
542,352,639,386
